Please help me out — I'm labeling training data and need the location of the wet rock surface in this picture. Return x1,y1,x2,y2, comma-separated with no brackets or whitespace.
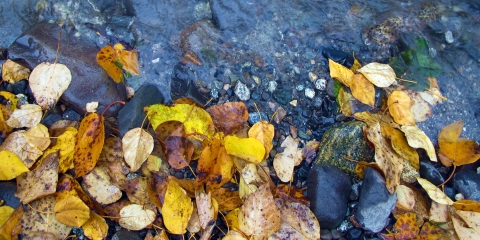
454,170,480,202
0,182,20,209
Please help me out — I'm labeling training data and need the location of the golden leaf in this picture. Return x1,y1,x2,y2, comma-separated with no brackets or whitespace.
351,73,375,107
0,150,29,180
388,90,416,126
224,135,265,164
357,62,397,87
82,211,108,240
416,177,453,205
163,180,194,234
73,113,105,177
248,121,274,160
1,59,31,83
54,195,90,227
29,62,72,109
328,59,353,87
438,120,480,166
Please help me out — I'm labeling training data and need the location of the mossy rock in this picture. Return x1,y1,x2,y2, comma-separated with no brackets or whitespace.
314,121,375,178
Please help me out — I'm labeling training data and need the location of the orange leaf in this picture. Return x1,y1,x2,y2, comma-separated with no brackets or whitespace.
211,188,243,211
351,73,375,107
454,200,480,213
196,138,234,192
206,102,248,135
73,113,105,177
438,120,480,166
82,211,108,240
248,121,275,160
388,90,416,126
113,43,139,76
96,45,124,82
276,184,310,206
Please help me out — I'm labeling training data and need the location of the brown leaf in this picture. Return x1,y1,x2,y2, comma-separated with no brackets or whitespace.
211,188,243,212
207,102,248,135
276,184,310,207
275,199,320,240
438,120,480,166
74,113,105,177
125,177,153,206
391,212,420,239
148,174,168,209
82,166,122,205
395,185,415,211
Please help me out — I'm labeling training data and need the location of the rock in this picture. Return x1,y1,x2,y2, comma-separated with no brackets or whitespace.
62,109,81,122
314,121,375,177
7,22,126,117
322,48,354,68
453,171,480,202
354,167,397,233
320,229,333,240
41,113,62,128
346,228,363,240
234,81,250,101
111,229,142,240
0,1,36,48
210,0,258,40
420,160,444,186
0,48,7,60
273,88,291,105
6,80,27,95
248,112,268,125
305,88,315,99
180,20,221,66
331,229,342,239
307,164,351,229
0,182,20,208
118,83,165,136
171,64,209,105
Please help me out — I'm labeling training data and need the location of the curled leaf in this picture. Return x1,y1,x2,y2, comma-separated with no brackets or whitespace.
351,73,375,107
2,59,31,83
401,125,437,162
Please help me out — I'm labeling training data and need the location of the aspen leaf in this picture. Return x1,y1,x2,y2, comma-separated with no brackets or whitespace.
390,212,419,239
240,184,281,238
125,177,153,206
82,211,108,240
122,128,154,172
357,62,397,87
248,120,274,160
5,104,42,128
381,125,419,169
223,229,248,240
401,125,437,162
456,210,480,234
186,204,201,233
206,102,248,135
416,177,454,205
15,152,58,204
82,166,122,205
452,213,480,239
275,199,321,240
337,87,354,117
204,145,234,192
0,150,29,180
2,59,30,83
54,195,90,227
438,120,480,166
351,73,375,107
241,163,263,185
103,200,132,222
454,200,480,213
0,105,13,135
40,127,77,173
0,131,43,168
350,58,362,72
0,206,23,240
388,90,416,126
29,62,72,109
211,188,243,212
429,202,449,222
164,124,194,170
196,191,215,230
113,43,140,76
163,180,193,234
119,204,155,231
96,45,124,83
56,175,95,210
225,208,242,231
419,77,445,106
167,176,196,198
23,124,50,151
196,138,221,185
0,206,15,231
273,136,302,182
409,91,432,122
224,135,265,164
276,184,310,206
328,59,353,87
395,185,415,211
270,222,307,240
74,113,105,177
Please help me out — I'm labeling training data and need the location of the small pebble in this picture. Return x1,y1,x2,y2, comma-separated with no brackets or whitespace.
305,88,315,99
296,84,305,91
445,30,454,43
331,229,342,239
309,72,318,82
290,100,298,106
320,229,333,240
267,81,278,92
234,81,250,101
252,75,261,85
315,78,327,91
346,228,363,240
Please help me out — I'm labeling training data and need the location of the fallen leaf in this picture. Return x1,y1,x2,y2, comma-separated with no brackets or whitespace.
416,177,453,205
22,124,50,151
396,185,415,211
74,113,105,177
337,87,354,117
401,125,437,162
119,204,155,231
351,73,375,107
429,202,449,222
5,104,42,128
0,131,43,168
82,166,122,205
0,206,15,232
196,191,215,230
452,213,480,239
113,43,140,76
164,123,194,169
276,185,310,206
241,163,263,185
39,127,77,173
438,120,480,166
329,59,353,87
211,188,243,212
148,174,168,209
381,125,419,170
0,206,23,240
196,138,230,191
96,45,124,83
0,105,13,135
122,128,154,172
418,221,452,239
456,210,480,234
270,222,307,240
224,135,265,164
248,121,275,160
350,58,362,72
103,200,132,222
409,91,432,122
223,229,248,240
357,62,397,87
273,136,302,182
29,62,72,109
0,150,29,180
163,180,194,234
54,195,90,227
206,102,248,135
225,208,242,231
15,152,58,204
391,212,420,239
1,59,31,83
302,140,321,164
125,177,153,206
186,204,201,233
419,77,445,106
205,146,234,192
240,184,281,238
275,199,320,240
454,200,480,213
388,90,416,126
82,211,108,240
55,175,95,210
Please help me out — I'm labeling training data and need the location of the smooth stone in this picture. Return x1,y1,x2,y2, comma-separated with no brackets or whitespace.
0,182,20,208
320,229,333,240
454,171,480,202
307,164,351,229
62,109,81,122
7,22,126,117
171,63,208,105
346,228,363,240
420,160,445,186
322,48,354,68
111,229,142,240
41,113,62,128
6,80,27,95
354,167,397,233
118,83,165,136
331,229,342,239
210,0,258,40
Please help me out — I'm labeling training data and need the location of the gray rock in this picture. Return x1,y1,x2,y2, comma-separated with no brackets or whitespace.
307,164,351,229
354,167,397,233
454,171,480,202
320,229,333,240
248,112,268,125
0,182,20,208
234,81,250,101
118,83,165,137
7,22,126,117
210,0,259,40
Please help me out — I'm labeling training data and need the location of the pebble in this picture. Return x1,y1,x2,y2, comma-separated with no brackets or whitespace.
267,81,278,93
453,171,480,202
305,88,315,99
331,229,342,239
320,229,333,240
296,84,305,91
346,228,363,240
289,99,298,107
312,97,323,109
315,78,327,91
234,81,250,101
326,80,337,98
248,112,268,125
420,160,445,186
445,30,454,43
62,109,81,122
309,72,318,82
6,80,27,95
252,75,261,85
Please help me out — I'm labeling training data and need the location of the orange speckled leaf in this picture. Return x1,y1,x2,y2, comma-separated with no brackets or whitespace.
113,43,139,76
454,200,480,213
393,212,420,239
73,113,105,177
206,102,248,135
438,120,480,166
417,221,452,240
96,45,124,83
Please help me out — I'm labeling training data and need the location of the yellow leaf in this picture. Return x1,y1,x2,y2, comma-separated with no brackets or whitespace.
0,150,29,180
241,163,263,185
82,211,108,240
337,87,354,117
357,62,397,87
0,105,13,135
328,59,353,87
350,58,362,72
96,45,124,83
1,59,30,83
0,206,23,240
456,210,480,234
5,104,42,128
452,213,480,239
74,113,105,177
438,120,480,166
119,204,155,231
40,127,77,173
54,195,90,227
416,177,453,205
211,188,243,212
248,121,274,160
409,91,432,123
388,90,416,126
401,125,437,162
146,103,215,139
351,73,375,107
223,229,248,240
224,135,265,164
381,125,419,169
23,124,50,151
0,131,43,168
225,208,242,231
82,166,122,205
29,62,72,109
113,43,140,76
122,128,154,172
0,206,15,230
163,180,194,234
55,175,95,210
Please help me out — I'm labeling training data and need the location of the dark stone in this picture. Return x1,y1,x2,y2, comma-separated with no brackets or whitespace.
7,22,126,117
331,229,342,239
346,228,363,240
261,92,270,101
420,160,445,186
306,119,319,130
111,229,142,240
322,117,335,126
210,0,259,40
0,182,20,208
454,171,480,202
307,164,351,229
248,112,268,125
354,167,397,233
326,80,336,98
444,186,456,200
62,109,81,122
6,80,27,95
171,64,208,105
118,83,165,136
302,108,313,118
273,88,291,105
41,113,62,128
322,48,354,68
320,229,333,240
0,48,7,60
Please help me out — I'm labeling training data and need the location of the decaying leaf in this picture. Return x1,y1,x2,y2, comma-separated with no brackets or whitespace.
119,204,155,231
241,163,263,185
456,210,480,234
82,211,108,240
125,177,153,206
196,191,216,230
429,201,449,222
225,135,265,164
357,62,397,88
223,229,248,240
396,185,415,211
328,59,353,87
381,125,419,170
122,128,154,172
0,132,42,168
275,199,320,240
248,121,275,160
273,136,302,182
416,177,453,205
82,166,122,205
5,104,42,128
0,206,23,240
74,113,105,177
211,188,243,212
186,204,201,233
337,87,354,117
163,180,194,234
29,62,72,109
391,212,420,239
350,73,375,107
56,174,95,210
164,123,194,170
409,91,432,122
388,90,416,126
1,59,31,83
401,125,437,162
0,206,15,234
454,200,480,213
54,195,90,227
39,127,77,173
0,105,13,135
452,213,480,239
276,184,310,206
419,77,445,106
438,120,480,166
206,102,248,135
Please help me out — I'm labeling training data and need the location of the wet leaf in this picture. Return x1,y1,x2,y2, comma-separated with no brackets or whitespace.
1,59,31,83
74,113,105,177
125,177,152,206
351,73,375,107
119,204,155,231
103,200,132,222
164,124,194,169
401,125,437,162
0,206,15,233
82,166,122,205
452,213,480,239
196,191,215,230
82,211,108,240
0,132,43,168
275,199,320,240
409,91,432,122
273,136,302,182
328,59,353,87
148,174,168,209
202,145,234,192
96,45,124,82
357,62,397,87
206,102,248,135
0,105,13,135
419,77,445,106
438,120,480,166
0,206,23,240
224,135,265,164
381,125,419,170
39,127,77,173
270,222,307,240
22,124,50,151
15,152,58,204
54,195,90,227
396,185,415,211
29,62,72,109
211,188,243,212
122,128,154,172
392,212,420,239
416,177,453,205
248,121,274,160
5,104,42,128
388,90,416,126
0,150,29,180
454,200,480,213
456,210,480,234
113,43,140,76
163,180,194,234
337,87,354,117
56,175,95,210
350,58,362,72
418,221,452,239
276,185,310,206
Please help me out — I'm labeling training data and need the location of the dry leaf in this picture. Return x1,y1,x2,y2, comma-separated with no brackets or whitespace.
391,212,420,239
0,206,23,240
211,188,243,212
186,204,201,233
5,104,42,128
276,185,310,206
225,208,242,232
396,185,415,211
96,45,124,82
125,177,153,206
0,105,13,135
196,138,234,192
22,124,50,151
248,121,274,160
82,211,108,240
456,210,480,234
328,59,353,87
273,136,302,182
56,175,95,210
270,222,307,240
122,128,154,172
351,73,375,107
275,199,320,240
40,127,77,173
350,58,362,72
452,213,480,239
74,113,105,177
224,135,265,164
381,125,419,170
401,125,437,162
196,191,215,230
15,152,58,204
223,229,248,240
206,102,248,135
388,90,416,126
29,62,72,109
82,166,122,205
0,150,29,182
454,200,480,213
409,91,432,122
54,195,90,227
2,59,31,83
163,180,194,234
241,163,263,185
416,177,453,205
0,206,15,233
419,77,445,106
429,202,449,222
164,124,194,170
119,204,155,231
0,132,42,168
438,120,480,166
357,62,397,87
